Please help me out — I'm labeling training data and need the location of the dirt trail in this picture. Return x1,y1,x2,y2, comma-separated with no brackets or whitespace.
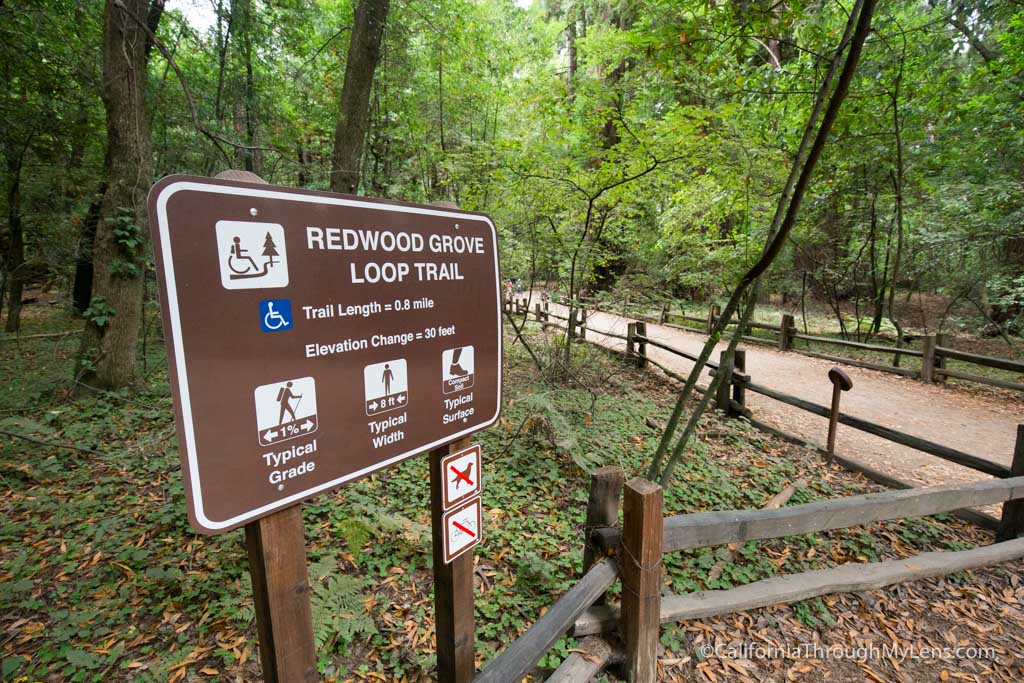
540,300,1023,491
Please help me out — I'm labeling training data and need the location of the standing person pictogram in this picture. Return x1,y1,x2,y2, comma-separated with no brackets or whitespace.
364,359,408,416
254,377,318,446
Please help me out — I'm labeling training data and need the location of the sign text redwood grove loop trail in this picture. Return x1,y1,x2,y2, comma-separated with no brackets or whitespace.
149,176,502,534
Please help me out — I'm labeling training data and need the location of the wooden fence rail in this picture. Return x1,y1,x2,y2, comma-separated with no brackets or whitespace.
572,475,1024,662
590,476,1024,554
740,379,1011,478
529,301,1012,483
555,295,1023,393
504,297,1024,681
474,559,620,683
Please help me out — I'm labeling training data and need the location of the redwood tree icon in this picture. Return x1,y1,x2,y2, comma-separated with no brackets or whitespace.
262,232,280,267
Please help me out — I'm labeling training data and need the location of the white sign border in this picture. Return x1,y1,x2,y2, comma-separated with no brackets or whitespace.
442,495,483,564
152,178,503,533
440,443,482,510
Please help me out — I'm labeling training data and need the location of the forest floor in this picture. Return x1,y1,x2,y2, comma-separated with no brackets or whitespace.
541,299,1024,502
1,302,1023,682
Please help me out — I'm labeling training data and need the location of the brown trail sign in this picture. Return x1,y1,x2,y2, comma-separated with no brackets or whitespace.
148,174,501,534
149,172,501,682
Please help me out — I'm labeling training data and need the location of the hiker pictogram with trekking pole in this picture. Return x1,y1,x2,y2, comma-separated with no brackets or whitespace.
254,377,319,446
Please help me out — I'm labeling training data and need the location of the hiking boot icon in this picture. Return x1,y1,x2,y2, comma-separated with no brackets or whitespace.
442,346,475,394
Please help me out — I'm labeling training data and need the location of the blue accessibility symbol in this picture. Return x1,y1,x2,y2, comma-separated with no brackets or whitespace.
260,299,292,332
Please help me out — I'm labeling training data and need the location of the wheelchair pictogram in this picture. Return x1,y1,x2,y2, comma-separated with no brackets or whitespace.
216,220,289,289
260,299,293,332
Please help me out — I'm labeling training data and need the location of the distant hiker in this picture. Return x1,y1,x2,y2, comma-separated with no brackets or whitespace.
277,381,301,425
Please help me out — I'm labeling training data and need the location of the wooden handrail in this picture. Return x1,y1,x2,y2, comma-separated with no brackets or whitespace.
935,346,1024,374
574,536,1024,636
632,334,719,370
474,559,620,683
591,476,1024,555
792,333,924,357
741,380,1009,477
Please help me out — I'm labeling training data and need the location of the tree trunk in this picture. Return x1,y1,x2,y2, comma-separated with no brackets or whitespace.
330,0,390,195
72,182,107,313
235,0,261,174
76,0,162,390
4,146,26,332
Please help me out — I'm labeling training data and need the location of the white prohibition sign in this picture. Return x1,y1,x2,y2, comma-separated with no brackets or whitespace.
443,495,482,564
441,443,482,510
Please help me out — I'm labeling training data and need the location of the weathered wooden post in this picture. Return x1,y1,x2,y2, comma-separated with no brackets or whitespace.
825,367,853,463
620,478,663,683
431,438,476,683
731,349,746,417
715,350,735,415
627,322,638,365
245,507,318,683
583,466,626,605
633,321,647,368
997,425,1024,542
921,335,936,382
535,303,547,330
707,304,720,334
195,171,319,683
934,333,948,383
779,314,795,351
568,309,578,341
578,308,588,341
659,303,669,324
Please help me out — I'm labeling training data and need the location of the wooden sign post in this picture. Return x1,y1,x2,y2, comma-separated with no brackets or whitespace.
431,436,477,682
148,172,501,681
246,505,318,682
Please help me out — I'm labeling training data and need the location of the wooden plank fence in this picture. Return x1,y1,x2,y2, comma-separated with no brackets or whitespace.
567,296,1024,393
470,471,1024,682
459,296,1024,682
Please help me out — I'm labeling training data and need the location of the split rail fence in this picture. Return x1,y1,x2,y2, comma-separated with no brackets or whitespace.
472,455,1024,682
481,297,1024,682
533,295,1024,394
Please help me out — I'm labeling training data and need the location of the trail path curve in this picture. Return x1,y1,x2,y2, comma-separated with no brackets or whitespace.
539,301,1023,491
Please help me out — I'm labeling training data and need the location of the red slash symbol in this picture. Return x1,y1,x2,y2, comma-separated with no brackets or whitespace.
450,463,474,489
452,520,476,538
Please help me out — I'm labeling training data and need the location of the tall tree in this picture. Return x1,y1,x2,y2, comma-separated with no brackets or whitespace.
330,0,390,194
76,0,164,390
